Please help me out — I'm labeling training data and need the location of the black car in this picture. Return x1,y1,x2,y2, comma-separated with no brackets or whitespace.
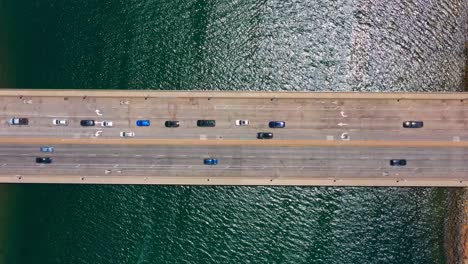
402,121,423,128
197,120,215,127
390,159,407,166
257,132,273,139
165,120,180,128
80,120,95,126
36,157,52,164
269,121,286,128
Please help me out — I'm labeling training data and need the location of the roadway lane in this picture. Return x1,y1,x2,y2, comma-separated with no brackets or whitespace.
1,145,467,179
1,96,468,141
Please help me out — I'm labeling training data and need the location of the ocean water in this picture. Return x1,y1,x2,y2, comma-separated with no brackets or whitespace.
0,0,467,263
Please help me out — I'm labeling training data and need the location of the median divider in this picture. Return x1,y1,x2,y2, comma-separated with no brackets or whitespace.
1,138,468,148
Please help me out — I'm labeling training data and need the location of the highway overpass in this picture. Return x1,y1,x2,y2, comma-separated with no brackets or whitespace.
0,89,467,187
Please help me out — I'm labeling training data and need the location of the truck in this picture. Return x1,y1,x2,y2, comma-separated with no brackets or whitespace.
8,117,29,125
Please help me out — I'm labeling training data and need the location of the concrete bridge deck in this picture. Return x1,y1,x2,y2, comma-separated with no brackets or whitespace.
0,89,467,186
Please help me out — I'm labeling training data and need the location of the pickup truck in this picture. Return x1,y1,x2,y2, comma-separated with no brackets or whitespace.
8,118,29,125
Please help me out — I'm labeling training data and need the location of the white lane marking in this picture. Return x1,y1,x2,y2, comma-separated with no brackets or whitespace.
178,155,187,157
200,135,207,140
23,99,33,104
95,109,103,116
453,136,461,142
223,155,233,158
326,135,334,141
94,130,102,137
157,155,165,157
0,164,6,167
340,111,347,117
337,123,348,126
75,164,80,168
113,164,119,168
134,154,142,157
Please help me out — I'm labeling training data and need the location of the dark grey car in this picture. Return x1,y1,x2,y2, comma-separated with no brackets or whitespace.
165,121,180,127
257,132,273,139
402,121,423,128
390,159,407,166
80,120,95,126
36,157,52,164
197,120,215,127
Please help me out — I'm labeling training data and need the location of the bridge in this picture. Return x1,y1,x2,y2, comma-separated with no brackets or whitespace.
1,89,467,186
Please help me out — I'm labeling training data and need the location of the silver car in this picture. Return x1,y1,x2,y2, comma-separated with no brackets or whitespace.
101,121,113,127
235,120,250,126
40,146,54,153
52,119,68,126
120,131,135,137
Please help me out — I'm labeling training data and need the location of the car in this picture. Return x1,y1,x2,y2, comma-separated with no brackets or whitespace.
165,121,180,128
136,120,150,126
52,119,68,126
101,121,113,127
40,146,54,153
80,120,95,126
390,159,407,166
36,157,52,164
269,121,286,128
257,132,273,139
403,121,423,128
235,120,250,126
197,120,216,127
8,118,28,125
204,158,218,165
120,131,135,137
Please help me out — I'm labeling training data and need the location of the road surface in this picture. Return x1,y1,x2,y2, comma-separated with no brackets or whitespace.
0,90,467,186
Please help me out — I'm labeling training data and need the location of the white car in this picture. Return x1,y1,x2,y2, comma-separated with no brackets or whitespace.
101,121,113,127
52,119,68,126
120,131,135,138
235,120,250,126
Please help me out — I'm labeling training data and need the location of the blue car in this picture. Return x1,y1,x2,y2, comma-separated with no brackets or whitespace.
203,158,218,165
269,121,286,128
136,120,150,126
40,146,54,153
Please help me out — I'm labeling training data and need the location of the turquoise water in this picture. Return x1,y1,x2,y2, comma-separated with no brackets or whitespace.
0,0,467,263
4,185,448,263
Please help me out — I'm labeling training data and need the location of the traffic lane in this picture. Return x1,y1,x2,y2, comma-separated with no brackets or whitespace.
1,162,466,178
1,145,467,178
3,104,465,124
3,144,468,156
10,153,468,169
2,109,468,134
0,126,467,141
2,96,467,120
